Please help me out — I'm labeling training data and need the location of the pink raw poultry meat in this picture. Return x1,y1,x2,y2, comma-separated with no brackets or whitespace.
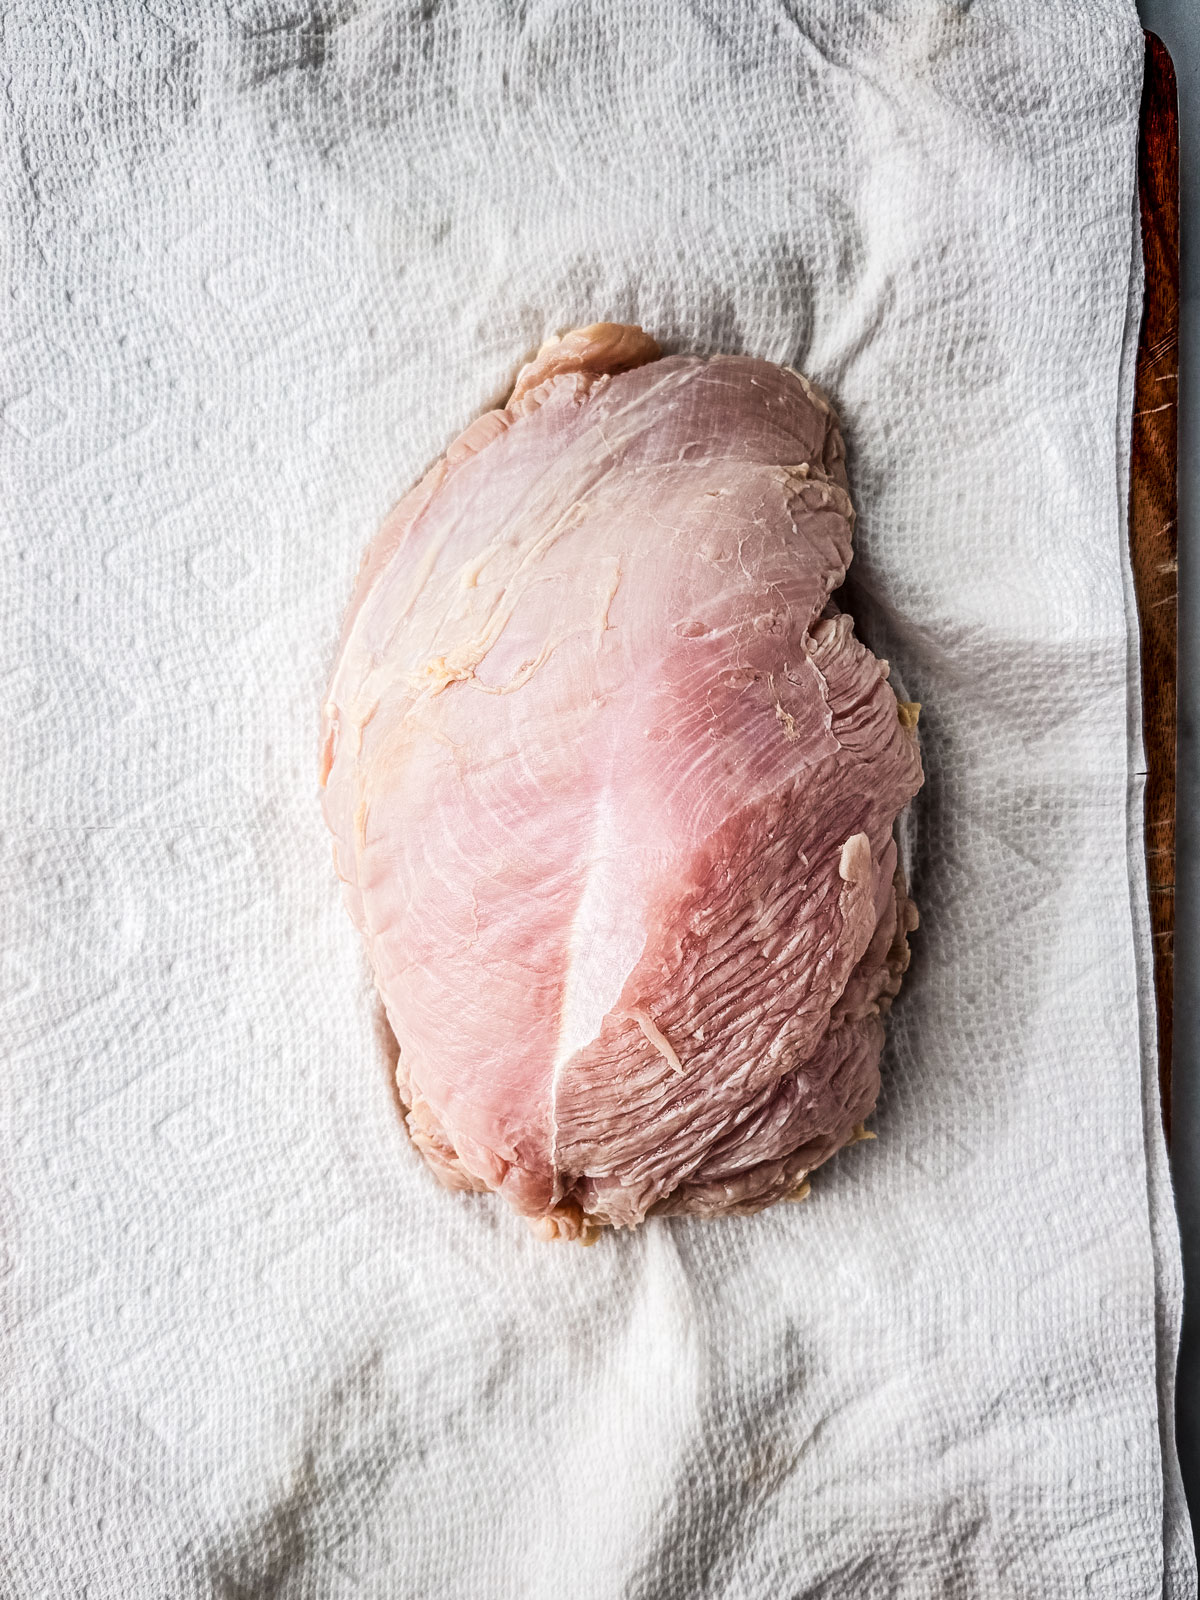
320,324,923,1240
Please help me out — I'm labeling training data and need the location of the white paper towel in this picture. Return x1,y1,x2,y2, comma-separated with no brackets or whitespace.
1,2,1193,1595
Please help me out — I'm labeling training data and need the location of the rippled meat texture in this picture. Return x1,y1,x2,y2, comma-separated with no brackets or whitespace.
321,324,923,1239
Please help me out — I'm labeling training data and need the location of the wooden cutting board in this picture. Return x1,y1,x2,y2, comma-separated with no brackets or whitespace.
1131,33,1178,1138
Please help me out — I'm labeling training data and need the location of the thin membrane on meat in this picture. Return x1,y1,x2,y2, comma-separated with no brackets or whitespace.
320,323,923,1239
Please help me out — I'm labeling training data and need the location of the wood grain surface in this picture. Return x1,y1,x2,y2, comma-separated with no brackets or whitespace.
1131,33,1179,1138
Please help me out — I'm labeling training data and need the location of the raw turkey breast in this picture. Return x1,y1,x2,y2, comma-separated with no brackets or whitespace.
320,323,923,1240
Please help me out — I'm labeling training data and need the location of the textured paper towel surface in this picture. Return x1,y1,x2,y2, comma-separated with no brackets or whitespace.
0,2,1192,1595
